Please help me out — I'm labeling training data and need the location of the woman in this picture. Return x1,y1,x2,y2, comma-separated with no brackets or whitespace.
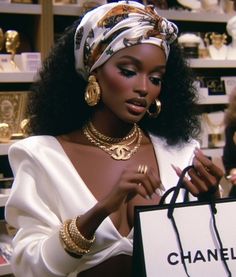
222,88,236,196
5,1,223,276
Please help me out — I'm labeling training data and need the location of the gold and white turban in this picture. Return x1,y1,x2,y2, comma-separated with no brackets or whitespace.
74,1,178,80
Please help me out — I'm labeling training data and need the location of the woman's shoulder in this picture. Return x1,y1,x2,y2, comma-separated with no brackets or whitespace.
8,135,64,172
8,135,58,154
149,134,199,150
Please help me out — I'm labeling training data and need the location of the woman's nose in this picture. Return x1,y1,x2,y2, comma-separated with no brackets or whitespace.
134,75,148,96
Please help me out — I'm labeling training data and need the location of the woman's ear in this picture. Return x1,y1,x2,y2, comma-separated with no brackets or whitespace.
91,69,100,83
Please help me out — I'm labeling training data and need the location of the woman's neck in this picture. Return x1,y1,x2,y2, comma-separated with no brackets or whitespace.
90,112,136,139
91,120,135,139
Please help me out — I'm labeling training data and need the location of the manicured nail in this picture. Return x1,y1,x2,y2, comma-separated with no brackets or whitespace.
171,164,182,174
194,147,204,155
160,182,165,191
155,188,163,196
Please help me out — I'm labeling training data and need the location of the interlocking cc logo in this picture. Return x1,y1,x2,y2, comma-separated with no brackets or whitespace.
110,145,130,160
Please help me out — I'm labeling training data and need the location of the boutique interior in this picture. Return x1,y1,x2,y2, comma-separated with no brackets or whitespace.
0,0,235,276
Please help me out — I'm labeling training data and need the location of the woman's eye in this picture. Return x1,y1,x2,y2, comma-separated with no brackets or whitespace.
150,76,162,86
119,68,136,78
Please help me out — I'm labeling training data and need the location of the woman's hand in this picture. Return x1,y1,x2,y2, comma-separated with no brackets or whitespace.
172,148,224,199
79,164,163,238
100,164,163,215
227,169,236,186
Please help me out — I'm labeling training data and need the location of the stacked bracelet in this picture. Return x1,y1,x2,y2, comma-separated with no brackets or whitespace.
69,217,95,249
59,217,95,258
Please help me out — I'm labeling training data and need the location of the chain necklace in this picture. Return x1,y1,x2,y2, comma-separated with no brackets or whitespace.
83,121,142,160
88,121,137,143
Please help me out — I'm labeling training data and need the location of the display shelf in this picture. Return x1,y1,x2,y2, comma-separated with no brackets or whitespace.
0,195,9,208
53,0,106,16
0,1,53,63
0,3,41,15
189,59,236,68
53,4,83,16
198,88,229,104
0,263,12,275
0,72,37,83
53,4,236,21
158,9,236,23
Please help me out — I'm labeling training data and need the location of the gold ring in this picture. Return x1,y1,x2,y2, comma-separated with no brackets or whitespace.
138,164,148,174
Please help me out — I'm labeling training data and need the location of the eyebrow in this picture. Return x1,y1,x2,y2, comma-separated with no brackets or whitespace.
120,55,166,71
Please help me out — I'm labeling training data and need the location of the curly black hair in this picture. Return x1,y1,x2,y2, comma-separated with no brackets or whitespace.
28,18,201,146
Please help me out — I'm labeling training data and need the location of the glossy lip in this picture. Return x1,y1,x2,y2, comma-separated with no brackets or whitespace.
126,97,147,115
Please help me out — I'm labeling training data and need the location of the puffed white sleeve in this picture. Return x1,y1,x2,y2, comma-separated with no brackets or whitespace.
5,142,80,277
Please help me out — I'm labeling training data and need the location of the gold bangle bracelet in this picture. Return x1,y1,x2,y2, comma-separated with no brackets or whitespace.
69,217,95,249
59,220,90,256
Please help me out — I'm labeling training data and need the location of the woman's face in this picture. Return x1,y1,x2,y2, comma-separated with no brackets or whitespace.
95,44,166,124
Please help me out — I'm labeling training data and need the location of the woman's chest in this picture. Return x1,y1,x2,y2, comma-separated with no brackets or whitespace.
66,142,159,201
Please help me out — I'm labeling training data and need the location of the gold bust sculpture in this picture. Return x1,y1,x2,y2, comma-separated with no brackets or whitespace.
5,30,20,68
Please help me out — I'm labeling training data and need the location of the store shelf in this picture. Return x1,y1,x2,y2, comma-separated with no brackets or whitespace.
53,4,83,16
198,88,229,104
0,72,37,83
53,0,106,16
0,195,9,208
0,263,12,275
158,9,236,23
53,4,236,21
0,3,41,15
189,59,236,68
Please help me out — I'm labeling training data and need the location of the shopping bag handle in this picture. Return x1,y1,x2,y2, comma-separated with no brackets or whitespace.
159,165,218,218
159,165,232,277
159,165,193,217
168,165,193,218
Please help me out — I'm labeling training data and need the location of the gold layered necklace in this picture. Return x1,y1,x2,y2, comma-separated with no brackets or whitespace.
83,121,142,160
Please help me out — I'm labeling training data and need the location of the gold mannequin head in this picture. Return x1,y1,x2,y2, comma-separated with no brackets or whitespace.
5,30,20,55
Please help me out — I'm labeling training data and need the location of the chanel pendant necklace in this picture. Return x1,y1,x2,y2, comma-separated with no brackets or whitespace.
82,121,142,160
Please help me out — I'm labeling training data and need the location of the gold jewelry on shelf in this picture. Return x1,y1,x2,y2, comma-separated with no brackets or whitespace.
83,121,142,160
147,99,161,118
138,164,148,174
84,75,101,106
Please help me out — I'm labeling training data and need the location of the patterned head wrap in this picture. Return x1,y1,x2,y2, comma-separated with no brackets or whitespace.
74,1,178,80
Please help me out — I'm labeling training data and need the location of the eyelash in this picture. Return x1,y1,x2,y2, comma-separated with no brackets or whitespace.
119,68,136,78
119,67,162,86
150,76,162,86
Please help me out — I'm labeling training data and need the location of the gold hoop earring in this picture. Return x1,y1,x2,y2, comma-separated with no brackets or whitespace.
147,99,161,118
84,75,101,106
